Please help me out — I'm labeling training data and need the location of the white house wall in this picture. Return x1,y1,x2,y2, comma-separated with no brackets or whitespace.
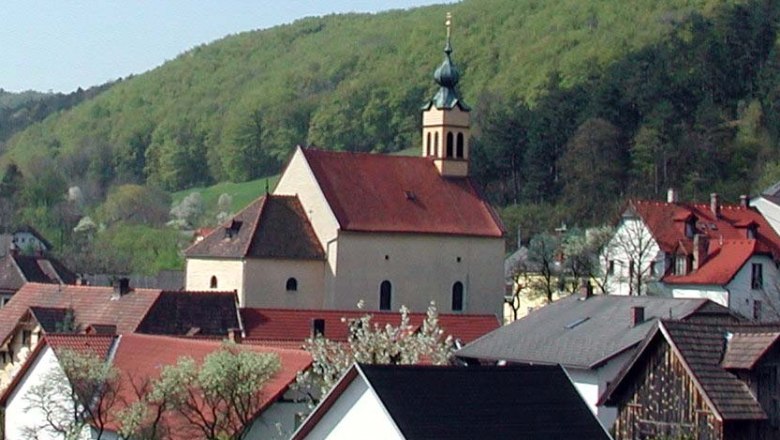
564,350,631,432
604,217,663,296
751,197,780,236
185,258,245,304
671,255,780,321
242,259,326,309
301,376,405,440
247,398,310,439
5,346,90,440
333,232,504,315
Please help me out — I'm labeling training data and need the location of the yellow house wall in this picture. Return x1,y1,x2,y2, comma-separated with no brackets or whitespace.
185,258,245,304
331,232,504,315
242,259,326,309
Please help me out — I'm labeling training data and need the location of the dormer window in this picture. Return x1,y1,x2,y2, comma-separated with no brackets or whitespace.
685,219,695,238
748,225,757,239
225,220,243,238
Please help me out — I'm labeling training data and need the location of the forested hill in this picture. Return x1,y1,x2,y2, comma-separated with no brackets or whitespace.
2,0,780,228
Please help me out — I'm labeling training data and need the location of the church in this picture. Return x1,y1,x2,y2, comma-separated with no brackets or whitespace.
185,18,505,315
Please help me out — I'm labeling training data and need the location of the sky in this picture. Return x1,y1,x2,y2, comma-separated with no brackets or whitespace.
1,1,454,93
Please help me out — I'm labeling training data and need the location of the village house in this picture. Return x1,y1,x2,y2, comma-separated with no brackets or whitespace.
0,281,241,390
601,320,780,440
604,191,780,321
292,363,611,440
0,225,52,257
455,293,739,429
184,20,505,315
239,307,501,349
1,333,312,440
0,250,76,305
751,180,780,236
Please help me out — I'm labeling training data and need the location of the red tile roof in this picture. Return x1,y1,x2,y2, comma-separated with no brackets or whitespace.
0,283,162,349
629,200,780,285
664,240,757,285
107,334,312,438
300,148,504,237
240,308,500,344
46,334,116,360
185,195,325,260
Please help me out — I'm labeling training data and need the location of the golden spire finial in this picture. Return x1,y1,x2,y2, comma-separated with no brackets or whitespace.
445,12,452,41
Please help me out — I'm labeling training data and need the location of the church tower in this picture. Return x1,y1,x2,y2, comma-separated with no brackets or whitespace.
422,13,471,178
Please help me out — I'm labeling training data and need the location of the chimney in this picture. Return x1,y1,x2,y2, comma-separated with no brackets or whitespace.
579,279,593,300
112,278,130,298
631,306,645,327
710,193,720,217
311,318,325,338
516,227,522,250
692,234,709,270
740,195,749,208
667,188,678,203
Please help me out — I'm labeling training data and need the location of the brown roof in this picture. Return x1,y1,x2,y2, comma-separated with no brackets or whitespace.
0,283,241,349
185,195,325,260
0,253,76,294
299,148,504,237
136,290,240,336
721,332,780,370
603,320,780,420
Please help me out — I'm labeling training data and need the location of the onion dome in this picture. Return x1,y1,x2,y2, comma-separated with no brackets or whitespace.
424,14,469,111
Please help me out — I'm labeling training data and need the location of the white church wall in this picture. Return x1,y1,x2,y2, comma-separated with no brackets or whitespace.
185,258,245,303
242,259,326,309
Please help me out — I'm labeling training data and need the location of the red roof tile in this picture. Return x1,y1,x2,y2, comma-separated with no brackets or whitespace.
300,148,504,237
46,334,116,360
664,240,757,285
0,283,163,349
240,308,500,344
629,200,780,286
107,334,312,438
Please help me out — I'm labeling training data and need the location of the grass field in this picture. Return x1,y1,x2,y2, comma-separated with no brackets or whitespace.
172,174,279,214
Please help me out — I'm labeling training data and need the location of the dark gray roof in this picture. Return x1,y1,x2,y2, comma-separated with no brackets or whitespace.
456,294,738,368
83,271,184,291
357,364,609,440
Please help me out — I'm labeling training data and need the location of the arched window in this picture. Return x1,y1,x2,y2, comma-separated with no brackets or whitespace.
286,277,298,292
456,133,464,158
210,276,218,289
379,280,392,311
426,132,431,156
433,132,439,157
446,132,454,157
452,282,464,311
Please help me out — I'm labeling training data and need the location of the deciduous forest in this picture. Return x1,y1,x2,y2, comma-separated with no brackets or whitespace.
1,0,779,273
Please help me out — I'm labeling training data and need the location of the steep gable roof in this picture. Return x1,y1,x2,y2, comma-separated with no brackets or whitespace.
456,294,739,368
299,148,504,237
664,239,757,285
185,194,325,260
240,308,500,345
294,364,610,440
630,199,780,256
0,253,77,294
602,321,780,420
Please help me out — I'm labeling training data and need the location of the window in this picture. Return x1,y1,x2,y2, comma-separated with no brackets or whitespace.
754,300,763,320
675,256,688,276
748,225,757,239
210,276,218,289
446,132,454,157
607,260,615,275
286,277,298,292
628,260,635,278
379,281,392,311
456,132,464,158
452,282,464,312
752,263,764,289
685,219,695,238
434,132,439,156
22,330,31,347
426,132,431,156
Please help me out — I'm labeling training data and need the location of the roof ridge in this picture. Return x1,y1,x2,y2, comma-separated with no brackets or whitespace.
242,195,269,257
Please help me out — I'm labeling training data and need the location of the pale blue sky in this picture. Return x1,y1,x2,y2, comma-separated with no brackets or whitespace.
1,1,454,93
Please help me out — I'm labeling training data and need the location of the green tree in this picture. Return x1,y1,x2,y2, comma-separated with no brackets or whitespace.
119,342,281,440
22,348,120,440
98,184,171,226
